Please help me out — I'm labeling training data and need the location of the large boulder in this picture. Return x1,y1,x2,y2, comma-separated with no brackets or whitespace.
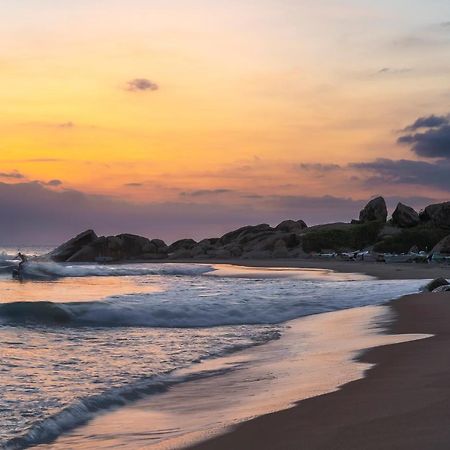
392,203,420,228
431,235,450,255
272,239,289,258
275,220,307,233
432,285,450,293
422,277,449,292
359,197,387,223
115,234,155,257
219,224,273,246
167,239,197,253
420,202,450,229
49,229,98,262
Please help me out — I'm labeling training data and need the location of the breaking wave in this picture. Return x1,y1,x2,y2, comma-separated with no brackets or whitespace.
0,278,426,328
14,261,216,280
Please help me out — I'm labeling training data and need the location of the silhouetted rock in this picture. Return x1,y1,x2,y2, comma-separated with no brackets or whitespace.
49,229,98,262
167,239,197,253
272,239,289,258
431,235,450,255
420,202,450,229
432,285,450,292
359,197,387,223
423,277,449,292
392,203,420,228
219,224,273,245
275,220,307,233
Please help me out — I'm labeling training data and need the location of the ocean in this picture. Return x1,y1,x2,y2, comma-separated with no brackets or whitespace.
0,248,427,449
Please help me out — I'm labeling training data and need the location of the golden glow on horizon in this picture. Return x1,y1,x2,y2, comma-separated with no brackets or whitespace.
1,0,449,202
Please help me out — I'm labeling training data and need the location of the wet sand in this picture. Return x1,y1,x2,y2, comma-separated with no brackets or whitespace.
40,302,429,450
167,258,450,280
190,292,450,450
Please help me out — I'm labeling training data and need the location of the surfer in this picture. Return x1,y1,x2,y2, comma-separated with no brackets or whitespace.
17,252,28,272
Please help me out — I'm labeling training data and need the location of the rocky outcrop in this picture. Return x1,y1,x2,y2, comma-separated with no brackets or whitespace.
275,220,307,233
49,229,98,262
50,232,168,262
392,203,420,228
432,285,450,293
431,235,450,255
219,224,273,246
167,239,197,253
423,277,449,292
49,195,450,263
420,202,450,229
359,197,387,223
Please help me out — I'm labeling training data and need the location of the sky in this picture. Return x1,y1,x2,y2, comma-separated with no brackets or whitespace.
0,0,449,244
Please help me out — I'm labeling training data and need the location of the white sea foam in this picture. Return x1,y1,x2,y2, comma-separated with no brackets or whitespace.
19,261,215,279
0,278,427,328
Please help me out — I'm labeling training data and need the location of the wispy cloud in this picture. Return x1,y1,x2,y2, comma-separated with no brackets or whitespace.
180,189,234,197
0,171,25,179
125,78,159,92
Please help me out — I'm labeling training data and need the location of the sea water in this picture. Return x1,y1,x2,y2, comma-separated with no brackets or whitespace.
0,253,427,449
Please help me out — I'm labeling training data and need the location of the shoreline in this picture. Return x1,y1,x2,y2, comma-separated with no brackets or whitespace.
190,291,450,450
38,289,430,450
92,257,449,280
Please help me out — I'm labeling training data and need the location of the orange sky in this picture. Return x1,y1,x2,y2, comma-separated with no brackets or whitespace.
0,1,449,242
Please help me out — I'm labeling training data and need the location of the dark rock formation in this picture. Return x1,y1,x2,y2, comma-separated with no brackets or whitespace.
432,285,450,292
422,277,449,292
167,239,197,253
420,202,450,229
275,220,307,233
49,229,98,262
49,196,450,263
50,231,168,262
431,235,450,255
219,224,273,246
392,203,420,228
359,196,387,223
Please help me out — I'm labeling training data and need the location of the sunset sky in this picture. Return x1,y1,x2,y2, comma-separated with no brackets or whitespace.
1,0,450,243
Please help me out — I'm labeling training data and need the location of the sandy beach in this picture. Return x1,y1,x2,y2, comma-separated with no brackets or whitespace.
171,258,450,280
31,260,449,450
190,291,450,450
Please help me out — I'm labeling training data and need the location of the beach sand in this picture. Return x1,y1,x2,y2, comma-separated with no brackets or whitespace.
190,291,450,450
169,258,450,280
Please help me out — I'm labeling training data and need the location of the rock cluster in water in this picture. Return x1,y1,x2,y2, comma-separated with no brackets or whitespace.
48,197,450,262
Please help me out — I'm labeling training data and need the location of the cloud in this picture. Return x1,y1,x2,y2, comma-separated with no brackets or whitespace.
180,189,234,197
402,114,449,131
2,182,435,246
0,171,25,179
40,179,62,187
126,78,159,92
297,163,341,172
376,67,412,75
351,158,450,191
57,122,74,129
124,182,143,187
398,114,450,158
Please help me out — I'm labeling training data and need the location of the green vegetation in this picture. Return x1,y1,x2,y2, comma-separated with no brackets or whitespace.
373,226,448,253
302,221,383,253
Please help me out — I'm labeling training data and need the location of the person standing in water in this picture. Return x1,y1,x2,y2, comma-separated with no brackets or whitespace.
17,252,28,270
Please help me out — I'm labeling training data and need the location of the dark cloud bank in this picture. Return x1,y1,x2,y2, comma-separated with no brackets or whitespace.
0,182,433,246
301,113,450,192
398,114,450,158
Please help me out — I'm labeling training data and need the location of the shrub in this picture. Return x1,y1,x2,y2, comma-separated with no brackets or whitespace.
302,221,383,253
373,226,448,253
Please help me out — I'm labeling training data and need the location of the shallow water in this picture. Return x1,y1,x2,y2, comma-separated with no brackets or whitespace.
0,260,428,449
